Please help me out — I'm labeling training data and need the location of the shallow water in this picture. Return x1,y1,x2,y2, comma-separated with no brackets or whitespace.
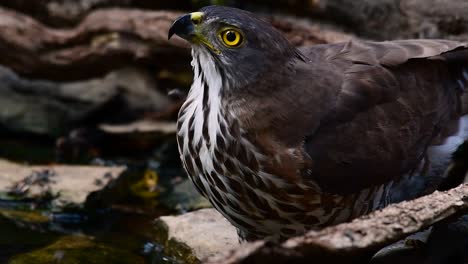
0,195,179,263
0,136,182,264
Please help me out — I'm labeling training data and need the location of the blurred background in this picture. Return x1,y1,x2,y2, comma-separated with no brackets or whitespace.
0,0,467,263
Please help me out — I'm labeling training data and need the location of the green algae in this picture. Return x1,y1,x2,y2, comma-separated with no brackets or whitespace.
0,209,49,224
8,235,146,264
153,220,199,264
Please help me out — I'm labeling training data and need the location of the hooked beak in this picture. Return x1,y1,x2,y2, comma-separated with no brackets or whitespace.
168,12,221,54
168,12,202,40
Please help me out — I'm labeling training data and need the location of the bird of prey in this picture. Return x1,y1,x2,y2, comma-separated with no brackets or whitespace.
168,6,468,241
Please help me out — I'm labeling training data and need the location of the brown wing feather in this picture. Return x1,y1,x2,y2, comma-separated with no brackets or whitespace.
235,39,467,195
299,39,468,195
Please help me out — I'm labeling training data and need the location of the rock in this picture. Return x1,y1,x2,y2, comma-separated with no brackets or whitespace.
0,6,356,82
0,209,50,225
98,120,177,135
0,215,60,263
154,208,239,263
55,120,179,162
8,235,146,264
0,66,170,136
0,159,126,207
371,215,468,264
160,179,211,213
371,229,431,264
423,215,468,264
97,120,178,154
84,167,162,209
0,137,56,164
0,0,193,27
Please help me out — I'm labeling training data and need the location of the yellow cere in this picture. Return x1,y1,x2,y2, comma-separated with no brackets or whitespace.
190,12,203,24
220,29,243,47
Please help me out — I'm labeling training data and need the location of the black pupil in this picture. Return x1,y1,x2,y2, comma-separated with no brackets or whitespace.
226,31,237,42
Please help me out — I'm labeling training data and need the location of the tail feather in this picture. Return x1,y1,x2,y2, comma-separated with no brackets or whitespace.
433,47,468,115
437,140,468,191
437,49,468,190
456,65,468,115
462,93,468,115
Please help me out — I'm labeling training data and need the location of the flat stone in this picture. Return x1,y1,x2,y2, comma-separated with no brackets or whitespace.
154,208,239,263
0,159,126,207
99,120,177,134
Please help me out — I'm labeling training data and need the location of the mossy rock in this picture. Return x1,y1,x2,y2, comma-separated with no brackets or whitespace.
0,216,59,259
159,179,211,213
0,209,49,224
153,209,239,264
8,235,145,264
154,220,200,264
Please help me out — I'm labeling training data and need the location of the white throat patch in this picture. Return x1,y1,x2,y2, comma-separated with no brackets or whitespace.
180,49,224,150
177,49,228,183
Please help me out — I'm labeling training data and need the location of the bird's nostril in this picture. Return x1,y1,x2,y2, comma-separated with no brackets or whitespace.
190,12,203,25
191,18,200,25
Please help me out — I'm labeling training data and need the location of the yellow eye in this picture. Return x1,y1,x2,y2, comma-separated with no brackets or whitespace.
220,29,243,47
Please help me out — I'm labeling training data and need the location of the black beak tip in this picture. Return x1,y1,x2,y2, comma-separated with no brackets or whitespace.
168,14,193,41
168,28,175,40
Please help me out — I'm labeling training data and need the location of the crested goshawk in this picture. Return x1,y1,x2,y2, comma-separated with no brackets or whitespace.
168,6,468,241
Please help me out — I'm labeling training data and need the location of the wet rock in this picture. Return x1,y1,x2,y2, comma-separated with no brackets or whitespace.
97,120,177,157
0,66,170,136
160,179,211,213
8,235,146,264
154,208,239,263
56,120,178,162
0,159,126,207
0,209,50,225
0,215,60,263
84,167,161,209
372,215,468,264
0,137,56,164
0,0,193,27
98,120,177,135
371,229,431,264
424,215,468,264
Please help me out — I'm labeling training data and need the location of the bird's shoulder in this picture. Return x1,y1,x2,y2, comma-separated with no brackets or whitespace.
300,38,466,67
240,39,468,195
296,39,467,124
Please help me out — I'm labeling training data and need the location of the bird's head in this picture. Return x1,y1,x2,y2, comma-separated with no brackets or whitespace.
168,6,303,88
